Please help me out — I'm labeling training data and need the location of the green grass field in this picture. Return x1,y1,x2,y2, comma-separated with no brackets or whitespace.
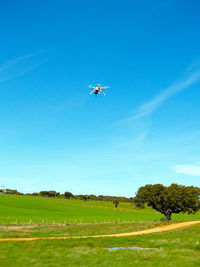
0,224,200,266
0,194,200,266
0,194,200,224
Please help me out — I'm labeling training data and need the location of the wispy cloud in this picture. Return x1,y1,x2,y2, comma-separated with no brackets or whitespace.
0,50,51,82
173,162,200,176
117,67,200,124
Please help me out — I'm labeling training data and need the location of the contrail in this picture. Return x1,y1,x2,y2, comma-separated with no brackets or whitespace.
117,67,200,124
0,50,51,82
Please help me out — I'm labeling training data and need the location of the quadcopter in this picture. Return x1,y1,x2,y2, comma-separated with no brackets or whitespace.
88,84,110,96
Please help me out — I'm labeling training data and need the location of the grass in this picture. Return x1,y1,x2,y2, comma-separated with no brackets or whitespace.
0,194,200,266
0,225,199,266
0,194,200,224
0,221,170,238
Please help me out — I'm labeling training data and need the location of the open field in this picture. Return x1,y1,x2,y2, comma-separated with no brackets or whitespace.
0,221,199,241
0,194,200,224
0,221,175,239
1,195,200,266
0,224,199,266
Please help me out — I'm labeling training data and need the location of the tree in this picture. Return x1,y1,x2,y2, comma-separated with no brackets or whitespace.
83,195,88,201
39,191,60,198
88,194,98,201
113,199,119,208
48,191,60,198
32,193,39,196
98,195,104,201
5,189,18,194
40,191,49,197
134,184,200,220
64,192,74,199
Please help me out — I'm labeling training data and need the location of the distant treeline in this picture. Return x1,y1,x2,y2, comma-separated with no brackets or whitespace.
0,188,133,203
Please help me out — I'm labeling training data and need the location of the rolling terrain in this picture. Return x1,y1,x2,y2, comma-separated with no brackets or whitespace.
1,194,200,224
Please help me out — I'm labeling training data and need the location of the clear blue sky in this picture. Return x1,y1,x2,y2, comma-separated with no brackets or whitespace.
0,0,200,196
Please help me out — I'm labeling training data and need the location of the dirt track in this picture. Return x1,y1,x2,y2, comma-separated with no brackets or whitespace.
0,221,199,242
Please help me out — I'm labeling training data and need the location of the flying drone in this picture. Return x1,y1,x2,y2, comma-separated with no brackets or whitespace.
88,84,110,96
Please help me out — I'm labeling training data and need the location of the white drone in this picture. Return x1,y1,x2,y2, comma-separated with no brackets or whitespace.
88,84,110,96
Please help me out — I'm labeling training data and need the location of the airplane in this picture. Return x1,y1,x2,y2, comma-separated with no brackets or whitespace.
88,84,110,96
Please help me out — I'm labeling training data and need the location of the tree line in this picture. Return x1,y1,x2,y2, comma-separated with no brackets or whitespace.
0,188,133,203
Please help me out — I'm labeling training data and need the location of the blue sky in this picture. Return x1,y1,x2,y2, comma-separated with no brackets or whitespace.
0,0,200,196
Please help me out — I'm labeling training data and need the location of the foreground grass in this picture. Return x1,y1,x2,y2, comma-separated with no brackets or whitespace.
0,194,200,224
0,225,199,266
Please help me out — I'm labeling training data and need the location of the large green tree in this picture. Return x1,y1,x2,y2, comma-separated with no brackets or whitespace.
134,184,200,220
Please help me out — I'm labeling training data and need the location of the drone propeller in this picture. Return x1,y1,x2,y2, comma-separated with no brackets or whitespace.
90,90,95,95
101,90,106,96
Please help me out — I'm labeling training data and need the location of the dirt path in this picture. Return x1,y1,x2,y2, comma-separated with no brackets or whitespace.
0,221,199,242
